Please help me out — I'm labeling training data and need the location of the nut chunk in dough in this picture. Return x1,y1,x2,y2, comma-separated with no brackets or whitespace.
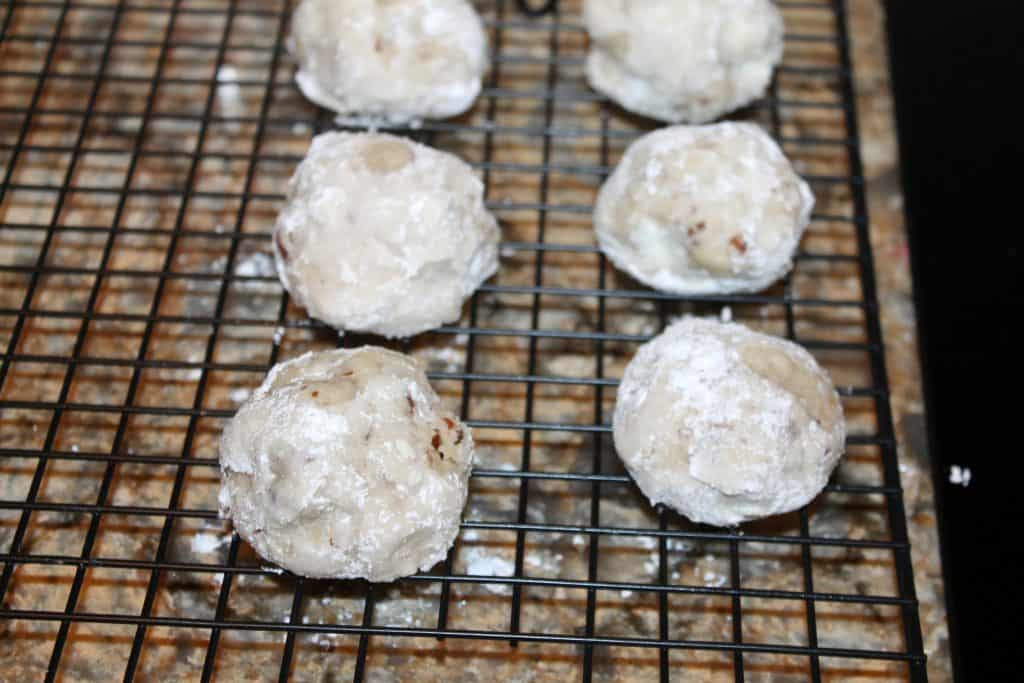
583,0,783,123
594,123,814,295
218,347,474,581
613,318,845,527
289,0,488,123
274,132,500,338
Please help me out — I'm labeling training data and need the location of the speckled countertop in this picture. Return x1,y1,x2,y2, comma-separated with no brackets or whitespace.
848,1,950,678
0,1,949,681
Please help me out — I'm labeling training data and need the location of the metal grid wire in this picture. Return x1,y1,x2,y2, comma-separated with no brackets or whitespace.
0,0,927,680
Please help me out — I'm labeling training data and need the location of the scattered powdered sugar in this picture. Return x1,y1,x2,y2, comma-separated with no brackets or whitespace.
228,387,251,404
949,465,972,487
333,114,386,132
667,538,695,553
462,546,514,594
234,251,277,279
703,570,728,587
636,535,657,550
415,346,463,372
465,552,513,577
215,65,243,118
232,252,279,297
525,550,563,575
192,532,229,555
643,553,660,576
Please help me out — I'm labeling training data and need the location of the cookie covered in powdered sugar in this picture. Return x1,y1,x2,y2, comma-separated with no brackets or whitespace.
613,317,845,527
583,0,783,124
218,347,474,581
273,132,500,338
289,0,487,124
594,123,814,295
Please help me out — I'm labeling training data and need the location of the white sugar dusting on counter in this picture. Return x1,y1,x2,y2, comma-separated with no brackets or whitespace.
192,533,229,555
463,546,514,594
228,387,251,404
215,65,243,118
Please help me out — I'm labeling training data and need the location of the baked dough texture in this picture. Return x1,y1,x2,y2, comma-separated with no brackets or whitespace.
583,0,783,123
288,0,487,123
219,347,474,581
273,132,500,338
613,317,845,526
594,123,814,295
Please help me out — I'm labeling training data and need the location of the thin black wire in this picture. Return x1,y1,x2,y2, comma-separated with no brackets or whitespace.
435,0,511,643
581,85,612,683
0,179,858,207
25,0,136,677
832,1,927,681
171,3,292,680
0,0,930,680
516,0,557,16
657,509,670,683
770,50,825,681
0,603,928,664
277,576,306,683
351,584,375,683
0,126,857,150
508,4,560,645
117,0,245,677
729,538,744,681
0,549,919,609
0,359,886,402
0,0,78,611
0,0,187,611
0,1,852,14
0,273,872,308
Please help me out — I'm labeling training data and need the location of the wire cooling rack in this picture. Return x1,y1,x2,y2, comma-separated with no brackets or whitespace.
0,0,927,680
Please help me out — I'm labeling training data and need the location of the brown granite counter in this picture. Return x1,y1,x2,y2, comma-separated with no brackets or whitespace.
848,1,950,679
0,0,950,680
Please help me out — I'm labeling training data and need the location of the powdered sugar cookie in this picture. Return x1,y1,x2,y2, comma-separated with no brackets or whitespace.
594,123,813,295
613,317,844,526
289,0,487,124
584,0,783,123
219,347,474,581
274,132,499,338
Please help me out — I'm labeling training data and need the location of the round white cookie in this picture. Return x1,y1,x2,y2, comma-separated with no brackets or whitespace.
594,123,814,295
289,0,487,123
274,132,500,338
219,347,474,581
613,318,845,527
583,0,783,123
